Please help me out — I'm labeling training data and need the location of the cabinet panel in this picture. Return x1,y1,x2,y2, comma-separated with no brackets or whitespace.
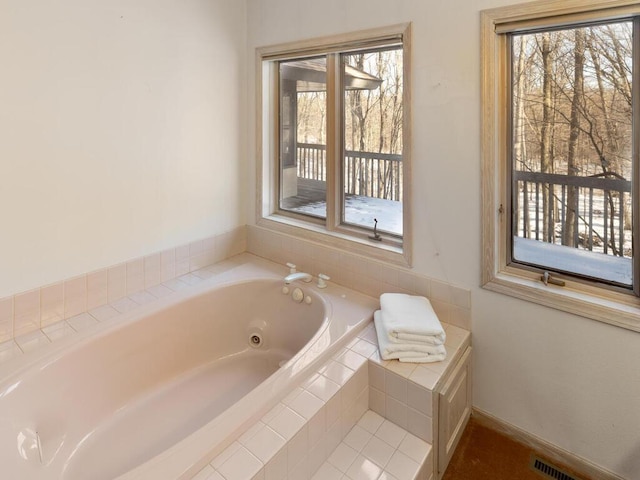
438,347,471,477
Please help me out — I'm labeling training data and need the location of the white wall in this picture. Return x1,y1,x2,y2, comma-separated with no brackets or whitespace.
0,0,247,297
245,0,640,478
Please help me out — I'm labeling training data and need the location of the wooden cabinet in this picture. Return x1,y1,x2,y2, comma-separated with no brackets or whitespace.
436,347,472,479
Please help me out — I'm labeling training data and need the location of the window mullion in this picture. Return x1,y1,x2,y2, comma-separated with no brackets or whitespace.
325,53,341,231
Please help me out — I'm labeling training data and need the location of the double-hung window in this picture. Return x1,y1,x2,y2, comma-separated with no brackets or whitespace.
257,24,411,265
482,1,640,330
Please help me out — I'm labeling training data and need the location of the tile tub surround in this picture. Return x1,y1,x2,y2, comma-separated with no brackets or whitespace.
246,225,471,332
0,226,246,346
0,244,470,480
190,322,470,480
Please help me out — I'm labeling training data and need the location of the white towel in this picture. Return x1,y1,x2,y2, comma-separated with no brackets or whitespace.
380,293,446,346
374,311,447,363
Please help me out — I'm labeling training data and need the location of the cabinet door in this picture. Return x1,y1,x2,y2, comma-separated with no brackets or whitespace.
438,347,472,478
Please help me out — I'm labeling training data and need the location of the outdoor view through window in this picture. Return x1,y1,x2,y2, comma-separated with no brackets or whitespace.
510,21,633,287
278,46,404,237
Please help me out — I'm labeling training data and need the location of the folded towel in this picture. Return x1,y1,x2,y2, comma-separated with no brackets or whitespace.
374,311,447,363
396,353,446,363
380,293,446,346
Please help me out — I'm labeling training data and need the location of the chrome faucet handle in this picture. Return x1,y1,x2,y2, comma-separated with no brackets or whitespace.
286,262,297,274
317,274,330,289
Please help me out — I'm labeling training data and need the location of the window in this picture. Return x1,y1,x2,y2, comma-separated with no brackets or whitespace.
257,25,411,265
482,1,640,331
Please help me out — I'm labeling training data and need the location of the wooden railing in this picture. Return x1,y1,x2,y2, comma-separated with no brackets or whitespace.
513,170,632,256
296,143,403,201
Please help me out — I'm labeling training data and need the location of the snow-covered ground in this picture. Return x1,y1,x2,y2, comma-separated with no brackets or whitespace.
288,195,402,236
513,237,632,285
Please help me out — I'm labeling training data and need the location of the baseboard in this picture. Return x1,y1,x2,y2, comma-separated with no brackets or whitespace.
471,408,626,480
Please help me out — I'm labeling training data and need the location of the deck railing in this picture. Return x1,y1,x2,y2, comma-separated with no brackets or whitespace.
513,170,632,256
297,143,403,201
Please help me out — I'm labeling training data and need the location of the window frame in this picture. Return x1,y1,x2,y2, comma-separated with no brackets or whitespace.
481,0,640,332
256,24,412,267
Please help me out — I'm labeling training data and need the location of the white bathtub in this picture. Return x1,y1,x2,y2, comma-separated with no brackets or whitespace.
0,257,377,479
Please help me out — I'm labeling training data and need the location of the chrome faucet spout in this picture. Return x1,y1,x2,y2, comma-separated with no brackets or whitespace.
284,272,313,284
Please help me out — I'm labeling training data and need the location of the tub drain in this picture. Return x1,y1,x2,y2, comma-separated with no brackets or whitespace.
249,334,263,347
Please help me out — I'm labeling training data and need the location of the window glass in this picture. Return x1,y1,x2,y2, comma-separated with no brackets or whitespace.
343,47,404,236
510,21,633,287
278,57,327,219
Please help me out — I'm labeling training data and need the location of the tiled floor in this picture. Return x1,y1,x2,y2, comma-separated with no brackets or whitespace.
311,410,432,480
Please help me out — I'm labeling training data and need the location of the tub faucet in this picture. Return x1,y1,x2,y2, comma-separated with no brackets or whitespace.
284,272,313,284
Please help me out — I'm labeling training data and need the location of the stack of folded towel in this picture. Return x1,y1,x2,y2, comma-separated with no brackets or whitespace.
374,293,446,363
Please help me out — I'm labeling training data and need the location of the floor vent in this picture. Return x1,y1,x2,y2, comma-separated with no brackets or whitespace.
530,455,579,480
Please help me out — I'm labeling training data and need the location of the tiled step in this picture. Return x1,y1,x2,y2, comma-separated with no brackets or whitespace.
312,410,432,480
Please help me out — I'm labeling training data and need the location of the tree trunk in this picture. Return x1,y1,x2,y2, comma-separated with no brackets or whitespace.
540,32,554,243
563,29,584,247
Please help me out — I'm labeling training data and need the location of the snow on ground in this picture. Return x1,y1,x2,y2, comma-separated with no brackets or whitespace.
514,236,632,286
289,195,402,236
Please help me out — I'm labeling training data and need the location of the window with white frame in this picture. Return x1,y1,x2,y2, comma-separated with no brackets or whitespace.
257,25,411,265
482,1,640,331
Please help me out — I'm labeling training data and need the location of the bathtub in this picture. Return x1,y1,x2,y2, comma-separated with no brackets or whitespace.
0,257,378,479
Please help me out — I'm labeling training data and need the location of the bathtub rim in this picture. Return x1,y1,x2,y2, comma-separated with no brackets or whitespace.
0,260,304,386
0,256,377,480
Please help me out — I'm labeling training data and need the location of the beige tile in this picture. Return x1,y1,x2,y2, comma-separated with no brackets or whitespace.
14,289,40,336
267,406,306,440
357,410,385,435
243,425,285,463
327,442,358,473
0,297,13,342
126,258,144,295
322,360,354,386
287,426,309,472
15,329,50,353
87,269,108,310
385,450,420,480
369,362,386,391
89,304,119,322
375,420,406,449
412,276,431,298
160,249,176,282
430,280,451,303
311,462,343,480
450,285,471,309
429,299,450,324
385,360,417,379
385,370,408,403
0,340,21,364
289,390,324,420
217,446,263,480
406,407,432,443
362,435,395,468
345,454,383,480
307,373,341,402
42,320,75,342
449,305,471,331
67,312,98,331
343,425,372,453
308,407,326,448
41,282,64,327
108,264,127,302
385,396,408,430
144,253,162,288
264,448,287,480
369,387,386,417
407,382,432,416
64,275,87,319
398,433,431,465
409,366,440,391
